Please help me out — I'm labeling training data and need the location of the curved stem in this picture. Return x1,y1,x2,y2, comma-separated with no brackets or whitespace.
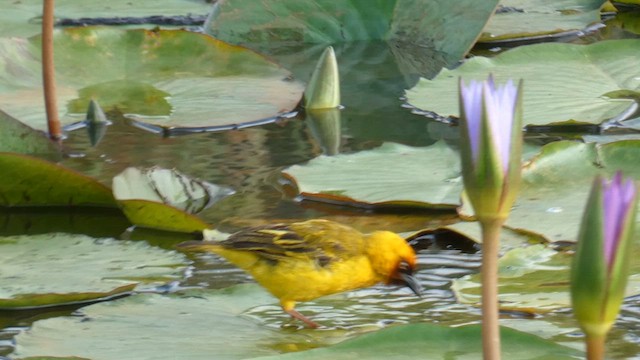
42,0,62,141
481,219,504,360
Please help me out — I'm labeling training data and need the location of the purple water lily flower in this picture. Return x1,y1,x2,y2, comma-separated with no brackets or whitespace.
460,77,518,174
602,173,636,269
571,172,638,345
458,75,523,222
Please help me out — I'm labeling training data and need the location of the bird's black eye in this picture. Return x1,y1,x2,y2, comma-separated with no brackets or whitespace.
397,261,413,276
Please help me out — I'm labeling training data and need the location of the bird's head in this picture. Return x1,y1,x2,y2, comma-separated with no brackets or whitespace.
365,231,422,297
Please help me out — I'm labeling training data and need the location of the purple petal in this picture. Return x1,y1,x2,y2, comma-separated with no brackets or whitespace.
483,79,518,173
460,79,484,162
602,172,637,268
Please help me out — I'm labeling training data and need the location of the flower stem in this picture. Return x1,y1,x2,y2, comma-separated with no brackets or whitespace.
585,334,606,360
480,219,504,360
42,0,62,141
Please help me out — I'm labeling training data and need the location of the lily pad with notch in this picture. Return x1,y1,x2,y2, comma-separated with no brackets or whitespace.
0,233,188,309
0,27,304,134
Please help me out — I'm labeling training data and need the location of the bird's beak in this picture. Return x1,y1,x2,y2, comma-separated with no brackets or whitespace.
400,273,422,297
400,271,423,297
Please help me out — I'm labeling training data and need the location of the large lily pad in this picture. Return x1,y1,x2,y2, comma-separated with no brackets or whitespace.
0,0,214,38
0,233,188,309
451,243,640,312
206,0,499,66
282,141,461,209
11,286,309,359
0,152,116,208
10,287,581,359
0,27,304,133
480,0,606,43
406,40,640,127
503,140,640,242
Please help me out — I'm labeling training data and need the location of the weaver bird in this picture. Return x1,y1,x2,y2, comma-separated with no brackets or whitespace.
178,219,422,328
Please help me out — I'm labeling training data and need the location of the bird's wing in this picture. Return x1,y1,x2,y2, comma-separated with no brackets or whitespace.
218,220,366,267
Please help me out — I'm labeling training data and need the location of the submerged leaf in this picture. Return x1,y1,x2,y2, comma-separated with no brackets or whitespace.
207,0,499,66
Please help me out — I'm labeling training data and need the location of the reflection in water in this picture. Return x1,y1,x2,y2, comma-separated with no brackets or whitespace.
305,108,342,155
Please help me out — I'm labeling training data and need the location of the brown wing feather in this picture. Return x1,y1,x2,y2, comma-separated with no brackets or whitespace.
217,220,366,266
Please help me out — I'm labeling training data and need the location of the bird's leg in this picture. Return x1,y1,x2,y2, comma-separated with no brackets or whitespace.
284,309,319,329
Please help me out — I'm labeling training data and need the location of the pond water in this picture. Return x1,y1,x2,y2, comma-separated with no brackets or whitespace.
2,17,640,359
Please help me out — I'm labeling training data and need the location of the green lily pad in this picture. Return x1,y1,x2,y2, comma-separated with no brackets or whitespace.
0,109,60,159
443,221,547,252
0,152,116,208
117,199,212,233
406,40,640,127
451,243,640,312
502,140,640,242
10,286,581,359
253,323,581,360
0,0,214,38
0,27,304,133
282,141,461,209
11,286,309,359
582,133,640,144
0,233,188,309
207,0,499,66
480,0,606,43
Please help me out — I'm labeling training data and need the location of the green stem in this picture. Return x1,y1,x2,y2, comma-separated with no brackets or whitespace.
585,334,606,360
480,219,504,360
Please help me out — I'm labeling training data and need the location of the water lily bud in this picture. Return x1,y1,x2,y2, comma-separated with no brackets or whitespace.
571,173,638,337
304,46,340,110
458,76,523,222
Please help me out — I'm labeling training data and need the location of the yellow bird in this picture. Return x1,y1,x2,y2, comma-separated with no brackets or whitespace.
178,219,422,328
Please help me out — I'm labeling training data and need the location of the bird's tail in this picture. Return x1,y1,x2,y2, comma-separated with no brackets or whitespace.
177,229,230,252
177,240,223,253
